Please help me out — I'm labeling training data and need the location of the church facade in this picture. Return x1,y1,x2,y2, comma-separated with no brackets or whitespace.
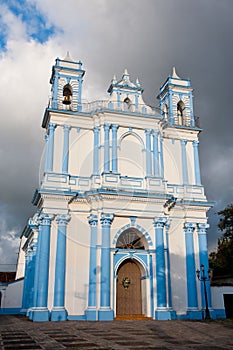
17,53,217,322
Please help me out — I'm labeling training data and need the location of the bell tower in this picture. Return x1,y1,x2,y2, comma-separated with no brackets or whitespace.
158,67,195,127
50,52,85,111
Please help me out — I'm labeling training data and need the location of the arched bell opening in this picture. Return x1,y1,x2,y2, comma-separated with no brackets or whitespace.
63,84,73,105
177,100,185,125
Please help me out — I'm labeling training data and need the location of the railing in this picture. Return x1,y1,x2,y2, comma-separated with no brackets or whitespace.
49,98,161,117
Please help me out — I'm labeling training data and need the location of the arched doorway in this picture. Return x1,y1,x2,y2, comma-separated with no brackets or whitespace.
116,259,142,316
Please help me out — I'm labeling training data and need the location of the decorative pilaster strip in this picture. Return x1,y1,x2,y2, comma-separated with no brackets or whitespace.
184,222,198,309
93,126,100,175
112,125,119,173
62,125,71,173
47,123,56,172
192,140,201,185
104,124,110,172
159,134,164,178
153,130,159,177
145,129,152,176
181,139,188,184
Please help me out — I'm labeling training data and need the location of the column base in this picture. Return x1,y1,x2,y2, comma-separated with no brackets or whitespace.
155,309,176,320
31,307,50,322
85,308,98,321
98,308,114,321
187,309,203,320
50,307,67,321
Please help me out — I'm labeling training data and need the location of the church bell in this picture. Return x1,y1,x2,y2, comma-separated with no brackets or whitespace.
63,84,72,105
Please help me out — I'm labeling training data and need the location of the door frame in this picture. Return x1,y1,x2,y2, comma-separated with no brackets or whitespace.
113,254,150,317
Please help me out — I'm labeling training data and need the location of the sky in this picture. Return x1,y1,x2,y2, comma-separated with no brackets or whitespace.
0,0,233,271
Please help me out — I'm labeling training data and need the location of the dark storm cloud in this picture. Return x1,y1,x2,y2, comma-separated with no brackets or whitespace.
0,0,233,269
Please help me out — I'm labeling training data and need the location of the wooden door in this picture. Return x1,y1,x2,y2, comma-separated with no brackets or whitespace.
116,260,142,315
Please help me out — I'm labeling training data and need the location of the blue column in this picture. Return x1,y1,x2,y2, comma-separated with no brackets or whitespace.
86,215,98,321
32,214,54,322
117,91,120,108
159,134,164,178
181,139,188,184
197,223,212,310
51,214,70,321
62,125,71,173
47,123,56,172
153,130,159,177
184,223,200,318
112,125,118,173
165,221,172,309
104,124,110,172
154,218,167,310
193,140,201,185
189,93,195,127
145,129,152,176
98,213,114,321
51,71,58,109
93,126,100,175
44,134,49,173
168,89,174,124
29,227,41,320
135,94,139,108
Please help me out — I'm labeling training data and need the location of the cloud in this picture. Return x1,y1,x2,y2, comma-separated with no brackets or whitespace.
0,0,233,269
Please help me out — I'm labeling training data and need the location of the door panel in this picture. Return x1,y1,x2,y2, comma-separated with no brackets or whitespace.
116,260,142,315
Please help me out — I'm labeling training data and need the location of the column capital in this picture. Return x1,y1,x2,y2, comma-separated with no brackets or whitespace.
56,214,71,226
104,123,111,131
63,124,71,132
48,123,57,131
100,213,114,226
40,213,55,226
181,139,187,145
197,223,209,234
93,126,100,132
192,140,199,146
88,214,98,227
112,124,119,131
153,217,167,228
145,129,152,135
184,222,196,233
153,129,159,135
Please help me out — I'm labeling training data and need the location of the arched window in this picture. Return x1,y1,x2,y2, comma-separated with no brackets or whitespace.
123,97,132,111
63,84,72,105
163,104,168,119
177,100,185,125
116,228,145,250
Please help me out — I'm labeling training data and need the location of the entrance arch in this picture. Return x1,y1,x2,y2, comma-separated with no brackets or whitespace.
116,259,142,316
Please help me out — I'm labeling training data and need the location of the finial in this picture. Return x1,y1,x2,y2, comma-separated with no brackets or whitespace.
172,67,180,79
111,74,117,84
64,51,74,62
123,68,129,75
136,77,140,86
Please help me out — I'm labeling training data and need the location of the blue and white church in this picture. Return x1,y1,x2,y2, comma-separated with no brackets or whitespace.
15,53,217,322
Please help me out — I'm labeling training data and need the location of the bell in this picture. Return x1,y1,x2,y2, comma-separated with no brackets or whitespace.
63,95,71,105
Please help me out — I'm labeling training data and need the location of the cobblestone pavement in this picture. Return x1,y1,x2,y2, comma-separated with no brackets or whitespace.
0,315,232,350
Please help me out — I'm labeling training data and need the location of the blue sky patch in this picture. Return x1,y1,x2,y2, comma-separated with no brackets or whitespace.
0,0,60,49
